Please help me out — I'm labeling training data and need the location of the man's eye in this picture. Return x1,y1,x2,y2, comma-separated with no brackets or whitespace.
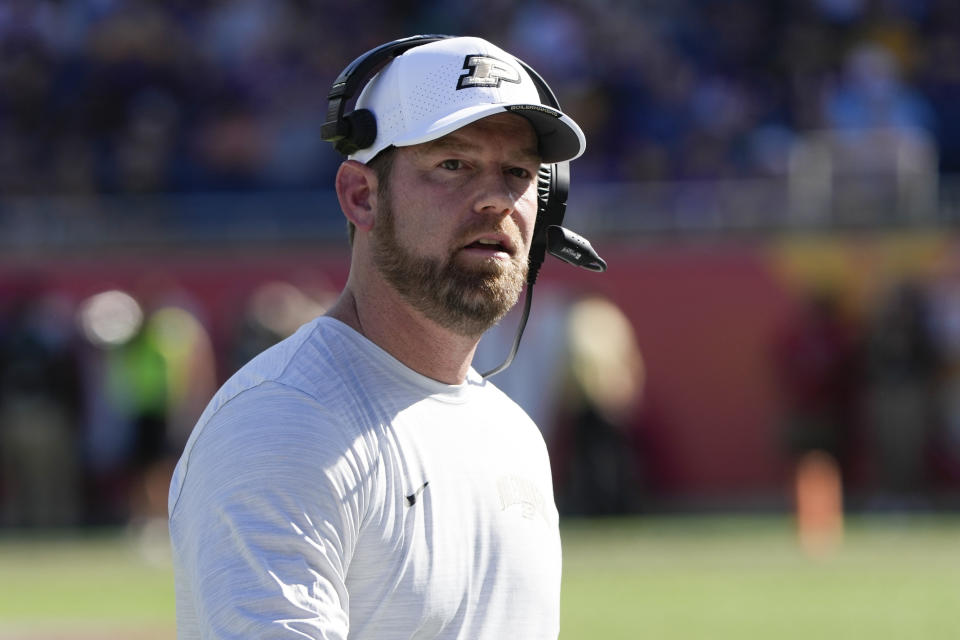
440,159,463,170
507,167,531,179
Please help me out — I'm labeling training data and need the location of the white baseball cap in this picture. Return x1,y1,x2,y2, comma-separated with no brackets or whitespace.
348,36,586,165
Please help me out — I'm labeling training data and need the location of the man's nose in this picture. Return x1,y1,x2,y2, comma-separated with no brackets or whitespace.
473,170,519,218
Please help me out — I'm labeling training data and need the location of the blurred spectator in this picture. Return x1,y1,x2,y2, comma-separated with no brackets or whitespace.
925,272,960,485
148,305,216,455
774,286,861,486
0,285,83,528
862,280,940,503
133,304,216,530
553,294,645,516
821,42,936,133
73,286,217,529
77,288,157,524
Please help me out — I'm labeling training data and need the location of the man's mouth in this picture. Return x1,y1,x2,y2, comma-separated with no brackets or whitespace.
465,238,509,253
459,231,518,259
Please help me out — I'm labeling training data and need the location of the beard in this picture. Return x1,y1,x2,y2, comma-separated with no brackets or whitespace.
371,198,528,338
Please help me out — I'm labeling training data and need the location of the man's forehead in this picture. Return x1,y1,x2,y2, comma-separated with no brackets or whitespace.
417,114,540,160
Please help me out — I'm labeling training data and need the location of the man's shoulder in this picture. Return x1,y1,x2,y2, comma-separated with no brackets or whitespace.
168,319,389,518
198,318,376,434
213,316,371,406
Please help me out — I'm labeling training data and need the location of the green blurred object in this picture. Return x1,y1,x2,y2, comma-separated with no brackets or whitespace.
1,515,958,639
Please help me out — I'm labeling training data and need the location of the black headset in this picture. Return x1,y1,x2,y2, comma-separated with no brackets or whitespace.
321,34,605,378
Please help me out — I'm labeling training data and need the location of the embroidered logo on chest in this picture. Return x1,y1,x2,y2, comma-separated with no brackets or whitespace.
497,475,548,523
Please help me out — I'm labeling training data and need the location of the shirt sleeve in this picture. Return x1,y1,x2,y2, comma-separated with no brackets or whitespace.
169,382,371,639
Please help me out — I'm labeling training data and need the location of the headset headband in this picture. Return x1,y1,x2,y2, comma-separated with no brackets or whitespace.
321,34,567,155
321,35,450,148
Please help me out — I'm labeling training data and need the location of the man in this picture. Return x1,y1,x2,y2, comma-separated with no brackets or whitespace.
168,35,586,639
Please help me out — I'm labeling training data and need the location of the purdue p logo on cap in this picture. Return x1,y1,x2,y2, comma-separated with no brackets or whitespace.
457,55,521,90
346,36,585,164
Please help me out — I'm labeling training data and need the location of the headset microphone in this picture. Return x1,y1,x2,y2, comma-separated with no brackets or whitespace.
547,226,607,272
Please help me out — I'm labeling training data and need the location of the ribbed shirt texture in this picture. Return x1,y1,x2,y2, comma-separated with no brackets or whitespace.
168,317,561,639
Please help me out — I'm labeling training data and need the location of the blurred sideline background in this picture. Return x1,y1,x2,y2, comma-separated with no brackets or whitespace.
1,0,960,637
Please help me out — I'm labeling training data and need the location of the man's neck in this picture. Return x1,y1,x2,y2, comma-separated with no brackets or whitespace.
326,279,480,385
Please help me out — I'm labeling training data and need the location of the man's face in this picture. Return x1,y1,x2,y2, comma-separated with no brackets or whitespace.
371,113,541,338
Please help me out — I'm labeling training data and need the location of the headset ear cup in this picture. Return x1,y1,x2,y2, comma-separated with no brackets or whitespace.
337,108,378,155
536,164,553,217
538,162,569,233
528,165,553,271
528,164,556,279
528,162,570,279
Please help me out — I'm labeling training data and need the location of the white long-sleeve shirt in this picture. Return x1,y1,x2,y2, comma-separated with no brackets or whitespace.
168,317,561,639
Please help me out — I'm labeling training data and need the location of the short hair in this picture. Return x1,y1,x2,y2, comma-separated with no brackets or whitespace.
347,146,396,245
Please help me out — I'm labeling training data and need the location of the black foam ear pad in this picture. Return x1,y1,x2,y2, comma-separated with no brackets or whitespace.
323,35,451,156
529,165,553,261
538,162,569,229
527,162,569,283
336,108,378,155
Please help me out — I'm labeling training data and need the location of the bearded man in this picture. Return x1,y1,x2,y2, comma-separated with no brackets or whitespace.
169,35,586,640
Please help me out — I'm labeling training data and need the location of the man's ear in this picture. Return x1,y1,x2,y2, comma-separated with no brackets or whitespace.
335,160,378,233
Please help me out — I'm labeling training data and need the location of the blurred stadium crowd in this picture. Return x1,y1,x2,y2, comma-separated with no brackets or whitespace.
4,0,960,530
0,0,958,197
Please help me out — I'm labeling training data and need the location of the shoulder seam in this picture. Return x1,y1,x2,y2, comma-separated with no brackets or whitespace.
168,378,328,518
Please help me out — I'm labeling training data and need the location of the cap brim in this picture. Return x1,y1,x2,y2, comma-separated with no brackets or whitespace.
390,102,586,163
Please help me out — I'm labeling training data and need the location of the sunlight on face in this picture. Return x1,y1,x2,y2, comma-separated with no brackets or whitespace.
371,115,539,337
